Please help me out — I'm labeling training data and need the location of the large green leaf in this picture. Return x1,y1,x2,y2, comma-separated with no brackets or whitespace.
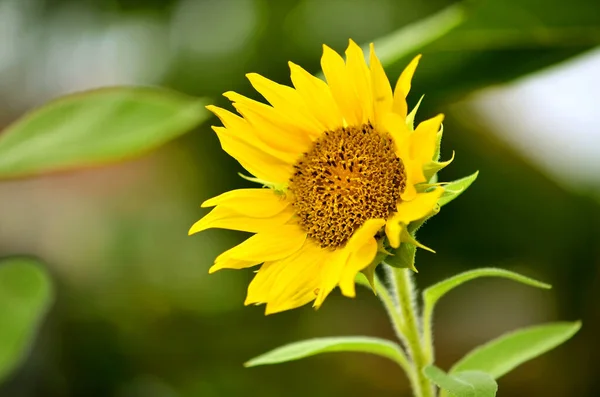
450,321,581,378
423,267,551,311
0,258,53,382
421,268,551,362
0,87,209,179
424,365,497,397
245,336,408,369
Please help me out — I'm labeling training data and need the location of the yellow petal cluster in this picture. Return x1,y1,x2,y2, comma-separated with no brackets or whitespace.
190,40,451,314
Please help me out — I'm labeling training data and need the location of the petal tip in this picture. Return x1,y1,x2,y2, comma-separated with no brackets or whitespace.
188,222,203,235
205,104,219,114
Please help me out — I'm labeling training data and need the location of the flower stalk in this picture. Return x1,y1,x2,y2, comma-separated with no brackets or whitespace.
381,264,435,397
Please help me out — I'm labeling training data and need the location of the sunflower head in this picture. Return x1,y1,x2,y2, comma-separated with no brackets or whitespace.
190,40,453,314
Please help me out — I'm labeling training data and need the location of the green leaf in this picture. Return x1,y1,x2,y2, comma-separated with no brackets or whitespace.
245,336,407,369
424,366,497,397
0,258,54,382
450,321,581,379
423,268,551,308
438,172,479,207
0,87,209,179
421,268,551,362
423,268,550,327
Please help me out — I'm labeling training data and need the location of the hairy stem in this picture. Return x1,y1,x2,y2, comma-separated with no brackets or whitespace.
374,274,421,393
387,265,435,397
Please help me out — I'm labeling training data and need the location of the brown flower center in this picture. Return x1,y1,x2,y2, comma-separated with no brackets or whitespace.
288,123,406,249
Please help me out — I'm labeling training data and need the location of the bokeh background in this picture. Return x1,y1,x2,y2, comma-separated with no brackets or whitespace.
1,0,599,396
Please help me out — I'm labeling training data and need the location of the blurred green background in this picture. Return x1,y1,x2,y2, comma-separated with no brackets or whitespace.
1,0,599,396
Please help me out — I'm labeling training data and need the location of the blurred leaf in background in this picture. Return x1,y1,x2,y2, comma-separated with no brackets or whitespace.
381,0,600,103
0,88,209,179
0,258,53,383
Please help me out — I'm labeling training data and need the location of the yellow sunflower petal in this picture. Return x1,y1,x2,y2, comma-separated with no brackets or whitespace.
339,237,378,298
385,217,405,249
345,39,372,124
266,291,317,314
209,258,258,273
411,114,444,164
266,242,327,314
312,249,347,309
392,55,421,118
369,43,393,130
288,61,343,131
246,73,325,134
245,261,283,306
188,205,294,235
401,155,428,201
337,218,386,297
395,187,444,224
201,188,289,218
383,112,411,149
221,92,313,154
316,218,385,304
210,225,306,273
385,188,444,248
383,112,424,201
245,241,322,311
208,104,299,166
321,44,361,126
212,126,293,184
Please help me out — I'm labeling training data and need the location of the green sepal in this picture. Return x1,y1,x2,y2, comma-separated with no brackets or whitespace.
385,240,418,272
433,124,444,161
360,249,388,293
238,173,287,194
406,95,424,131
424,151,455,182
385,199,440,271
438,171,478,207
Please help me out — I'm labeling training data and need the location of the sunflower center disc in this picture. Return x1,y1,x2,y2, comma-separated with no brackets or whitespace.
289,123,406,249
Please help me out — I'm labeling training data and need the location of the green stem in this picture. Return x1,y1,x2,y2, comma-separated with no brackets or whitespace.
387,265,435,397
374,274,406,340
374,274,422,393
422,303,435,365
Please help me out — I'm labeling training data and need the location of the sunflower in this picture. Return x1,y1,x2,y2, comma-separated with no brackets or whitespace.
189,40,451,314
